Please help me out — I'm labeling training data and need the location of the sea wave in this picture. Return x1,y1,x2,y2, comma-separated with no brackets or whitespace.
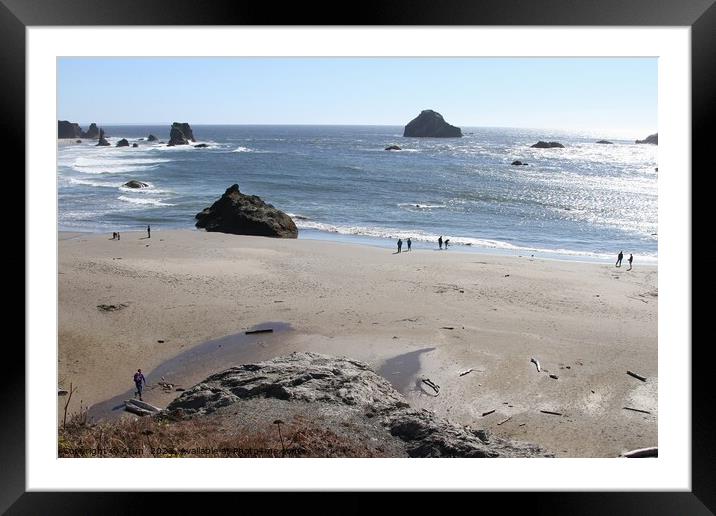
295,219,657,262
117,195,176,207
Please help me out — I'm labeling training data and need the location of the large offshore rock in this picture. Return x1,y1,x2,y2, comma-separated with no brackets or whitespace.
58,120,83,139
167,122,196,146
635,133,658,145
403,110,462,138
195,184,298,238
531,141,565,148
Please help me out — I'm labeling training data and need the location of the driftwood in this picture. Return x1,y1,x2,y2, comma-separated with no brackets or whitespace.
482,409,496,417
58,389,68,396
124,399,161,417
246,328,273,335
623,406,651,414
459,368,473,377
421,378,440,395
441,326,455,330
540,410,563,416
621,446,658,458
530,357,541,372
497,416,513,426
549,374,559,380
627,370,647,382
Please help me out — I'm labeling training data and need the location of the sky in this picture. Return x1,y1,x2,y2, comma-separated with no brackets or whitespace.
58,57,657,138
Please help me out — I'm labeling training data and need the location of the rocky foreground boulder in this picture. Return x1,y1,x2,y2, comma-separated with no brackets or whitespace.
163,352,549,458
403,110,462,138
635,133,658,145
195,184,298,238
168,122,195,146
531,141,565,148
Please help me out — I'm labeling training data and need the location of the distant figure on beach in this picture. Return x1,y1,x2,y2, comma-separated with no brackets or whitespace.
117,232,120,240
112,232,117,240
438,236,443,249
407,238,412,251
615,250,623,267
444,238,450,248
628,254,633,270
133,369,146,400
147,225,151,238
397,238,403,253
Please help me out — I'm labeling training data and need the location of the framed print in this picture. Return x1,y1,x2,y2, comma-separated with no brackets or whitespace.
6,0,713,512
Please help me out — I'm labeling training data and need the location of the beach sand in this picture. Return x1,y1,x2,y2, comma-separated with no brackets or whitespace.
58,230,657,457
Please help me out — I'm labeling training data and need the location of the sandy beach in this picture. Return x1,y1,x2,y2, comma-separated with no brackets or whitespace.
58,230,657,457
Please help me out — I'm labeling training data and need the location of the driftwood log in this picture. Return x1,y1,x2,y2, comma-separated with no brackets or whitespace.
626,370,647,382
421,378,440,395
530,357,541,372
124,399,161,417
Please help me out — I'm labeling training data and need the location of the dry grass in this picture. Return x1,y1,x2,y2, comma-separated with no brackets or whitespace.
58,412,389,458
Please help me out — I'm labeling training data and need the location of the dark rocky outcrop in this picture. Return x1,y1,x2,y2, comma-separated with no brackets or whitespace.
96,128,110,146
195,184,298,238
167,122,195,146
147,134,158,142
58,120,83,139
194,143,209,148
596,140,613,144
385,145,401,151
123,180,149,189
511,160,528,166
531,141,565,148
75,140,82,144
132,143,139,148
116,138,130,147
403,110,462,138
81,123,100,139
163,352,549,458
636,133,658,145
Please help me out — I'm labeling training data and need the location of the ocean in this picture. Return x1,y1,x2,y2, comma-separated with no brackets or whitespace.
57,125,658,262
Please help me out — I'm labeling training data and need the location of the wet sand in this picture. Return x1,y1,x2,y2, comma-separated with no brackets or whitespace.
58,230,657,457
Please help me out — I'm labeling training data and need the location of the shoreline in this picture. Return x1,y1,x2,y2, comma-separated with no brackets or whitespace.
58,227,658,266
59,229,657,457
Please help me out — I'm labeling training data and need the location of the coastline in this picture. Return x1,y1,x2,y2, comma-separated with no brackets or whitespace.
58,229,657,457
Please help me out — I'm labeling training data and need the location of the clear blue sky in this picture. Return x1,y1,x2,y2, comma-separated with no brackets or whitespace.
58,57,657,137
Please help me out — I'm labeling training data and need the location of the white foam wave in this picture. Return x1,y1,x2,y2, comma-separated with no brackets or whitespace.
398,203,447,210
232,146,254,153
117,195,175,207
295,219,657,262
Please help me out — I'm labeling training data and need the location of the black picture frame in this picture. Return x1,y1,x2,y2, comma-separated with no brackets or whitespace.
6,0,712,513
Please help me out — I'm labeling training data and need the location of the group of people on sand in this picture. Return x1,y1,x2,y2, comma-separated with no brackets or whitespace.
396,235,453,253
111,225,152,241
396,237,412,253
615,250,634,270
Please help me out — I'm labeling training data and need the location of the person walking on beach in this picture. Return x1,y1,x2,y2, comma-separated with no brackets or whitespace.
628,254,633,271
615,250,624,267
444,238,450,249
397,238,403,253
112,232,117,240
438,236,443,249
407,238,412,251
147,225,151,238
117,232,120,240
133,369,146,400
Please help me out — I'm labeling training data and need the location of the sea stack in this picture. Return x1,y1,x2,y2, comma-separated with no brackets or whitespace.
147,134,158,142
81,123,100,139
116,138,130,147
195,184,298,238
403,110,462,138
531,141,565,148
58,120,83,139
635,133,658,145
168,122,195,146
96,128,110,146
